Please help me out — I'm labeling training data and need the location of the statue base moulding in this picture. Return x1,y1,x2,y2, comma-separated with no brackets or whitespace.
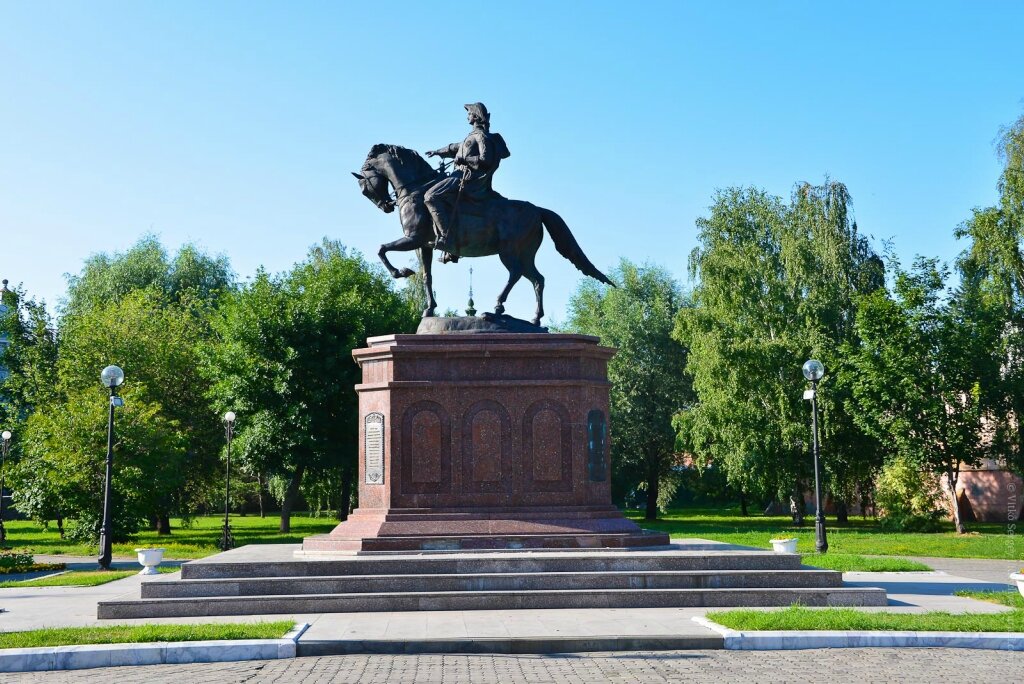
302,332,668,553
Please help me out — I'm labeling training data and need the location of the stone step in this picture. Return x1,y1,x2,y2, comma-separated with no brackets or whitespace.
99,586,888,619
303,531,672,552
143,569,842,599
181,551,802,580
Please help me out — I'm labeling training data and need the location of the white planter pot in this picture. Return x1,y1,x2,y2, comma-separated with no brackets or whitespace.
1011,572,1024,598
135,548,165,575
769,538,799,554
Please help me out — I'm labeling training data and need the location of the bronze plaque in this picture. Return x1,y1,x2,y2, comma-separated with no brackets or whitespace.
587,409,607,482
365,412,385,484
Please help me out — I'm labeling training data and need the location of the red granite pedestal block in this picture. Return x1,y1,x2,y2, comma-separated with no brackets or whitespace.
302,333,669,552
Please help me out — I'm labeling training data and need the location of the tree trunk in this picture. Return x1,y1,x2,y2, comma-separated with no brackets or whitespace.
56,513,65,539
644,459,659,521
835,500,849,525
338,467,353,522
791,482,805,527
257,473,265,518
739,490,748,517
279,464,306,533
946,469,966,534
155,514,171,535
147,514,158,531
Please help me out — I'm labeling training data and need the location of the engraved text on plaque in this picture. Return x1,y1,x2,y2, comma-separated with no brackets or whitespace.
365,412,385,484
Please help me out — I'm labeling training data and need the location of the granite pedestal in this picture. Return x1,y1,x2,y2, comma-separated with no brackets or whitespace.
302,333,668,552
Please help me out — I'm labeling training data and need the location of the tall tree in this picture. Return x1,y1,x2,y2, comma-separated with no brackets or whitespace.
7,237,232,536
955,112,1024,474
14,290,208,540
848,258,1000,533
203,240,417,532
565,260,691,520
676,182,884,515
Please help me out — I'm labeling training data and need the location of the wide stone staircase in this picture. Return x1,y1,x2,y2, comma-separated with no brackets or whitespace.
98,541,887,619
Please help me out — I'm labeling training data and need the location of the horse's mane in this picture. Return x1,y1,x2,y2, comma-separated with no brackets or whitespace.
366,144,437,181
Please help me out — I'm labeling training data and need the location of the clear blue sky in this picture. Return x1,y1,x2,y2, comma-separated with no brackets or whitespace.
2,1,1022,323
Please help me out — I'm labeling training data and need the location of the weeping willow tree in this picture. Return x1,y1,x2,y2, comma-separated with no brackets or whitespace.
675,180,884,519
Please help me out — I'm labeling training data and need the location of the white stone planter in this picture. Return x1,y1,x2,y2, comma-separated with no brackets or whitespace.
1011,572,1024,598
135,548,165,575
769,538,799,554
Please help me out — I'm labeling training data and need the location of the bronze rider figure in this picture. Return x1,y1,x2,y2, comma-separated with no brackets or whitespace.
424,102,510,263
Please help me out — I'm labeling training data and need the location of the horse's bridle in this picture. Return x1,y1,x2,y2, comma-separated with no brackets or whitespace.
360,162,397,212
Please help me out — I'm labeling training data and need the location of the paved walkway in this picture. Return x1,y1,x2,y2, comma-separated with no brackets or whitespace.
5,649,1023,683
2,554,1017,642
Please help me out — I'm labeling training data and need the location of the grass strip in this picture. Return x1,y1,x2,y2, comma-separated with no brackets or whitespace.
0,563,66,575
0,566,179,588
799,553,930,572
0,621,295,650
954,590,1024,609
706,605,1024,632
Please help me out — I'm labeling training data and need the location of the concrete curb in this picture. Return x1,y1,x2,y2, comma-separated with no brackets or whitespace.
0,622,309,673
298,634,724,656
692,616,1024,651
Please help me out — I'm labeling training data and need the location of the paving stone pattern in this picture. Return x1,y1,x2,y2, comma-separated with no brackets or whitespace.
6,649,1024,683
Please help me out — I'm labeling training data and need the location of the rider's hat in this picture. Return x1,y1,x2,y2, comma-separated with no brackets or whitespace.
464,102,490,124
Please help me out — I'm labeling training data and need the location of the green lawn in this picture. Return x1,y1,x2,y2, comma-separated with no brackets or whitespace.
799,553,930,572
1,514,339,560
0,622,296,649
0,567,179,588
2,507,1018,562
955,590,1024,609
706,605,1024,632
629,507,1020,560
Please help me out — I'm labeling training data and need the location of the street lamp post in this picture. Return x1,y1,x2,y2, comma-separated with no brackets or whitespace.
98,365,125,570
0,430,11,544
219,411,236,552
802,359,828,553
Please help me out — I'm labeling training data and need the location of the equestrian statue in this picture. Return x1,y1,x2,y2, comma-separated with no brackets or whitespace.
352,102,613,327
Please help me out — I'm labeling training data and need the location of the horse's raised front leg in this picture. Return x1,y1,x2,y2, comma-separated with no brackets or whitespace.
378,236,421,279
420,245,437,317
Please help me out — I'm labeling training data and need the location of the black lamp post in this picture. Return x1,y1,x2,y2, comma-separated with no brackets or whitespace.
0,430,11,544
98,365,125,570
802,359,828,554
219,411,236,552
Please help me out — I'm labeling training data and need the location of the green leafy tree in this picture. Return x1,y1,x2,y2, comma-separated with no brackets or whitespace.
8,237,231,536
63,235,232,317
848,258,1001,533
565,260,691,520
676,182,884,518
203,240,417,532
955,112,1024,473
0,282,59,429
1,283,60,528
14,290,213,539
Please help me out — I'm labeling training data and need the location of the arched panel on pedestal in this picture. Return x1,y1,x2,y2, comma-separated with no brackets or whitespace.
400,400,451,496
521,399,573,493
461,400,514,495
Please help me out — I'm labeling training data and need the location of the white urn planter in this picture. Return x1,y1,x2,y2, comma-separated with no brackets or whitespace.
135,548,165,575
1011,572,1024,598
769,538,799,554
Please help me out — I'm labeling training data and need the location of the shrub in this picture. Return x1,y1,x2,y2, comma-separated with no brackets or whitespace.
875,456,945,530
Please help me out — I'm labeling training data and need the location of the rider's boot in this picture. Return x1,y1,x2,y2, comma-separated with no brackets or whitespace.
426,203,459,263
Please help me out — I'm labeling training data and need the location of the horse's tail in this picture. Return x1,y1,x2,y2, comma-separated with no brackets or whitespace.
539,208,616,287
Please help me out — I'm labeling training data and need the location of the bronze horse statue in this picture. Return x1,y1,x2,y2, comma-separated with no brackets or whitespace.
353,144,613,326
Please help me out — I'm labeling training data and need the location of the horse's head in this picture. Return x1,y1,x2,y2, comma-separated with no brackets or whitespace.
354,144,441,214
353,148,395,214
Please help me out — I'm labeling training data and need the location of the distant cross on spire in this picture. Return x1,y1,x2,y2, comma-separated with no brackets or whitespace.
466,267,477,317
